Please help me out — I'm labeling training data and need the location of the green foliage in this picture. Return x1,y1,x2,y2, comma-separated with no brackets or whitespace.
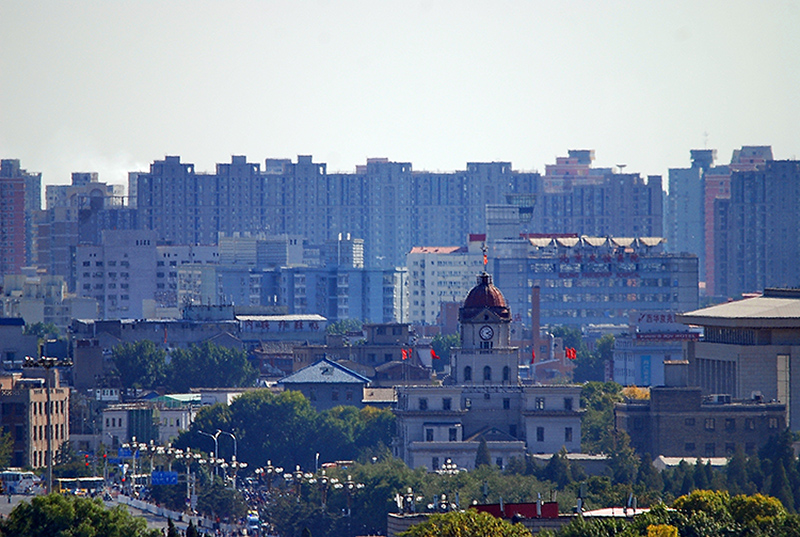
0,493,160,537
430,334,459,371
0,430,13,468
23,321,60,340
326,319,363,335
475,438,491,468
580,382,623,453
399,508,533,537
113,340,167,390
179,389,396,471
167,341,257,392
149,483,186,512
196,481,248,520
167,518,180,537
186,520,199,537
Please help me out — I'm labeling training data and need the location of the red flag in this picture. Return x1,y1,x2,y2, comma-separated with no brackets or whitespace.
483,253,488,266
401,349,408,360
567,347,577,360
530,348,535,364
430,349,440,360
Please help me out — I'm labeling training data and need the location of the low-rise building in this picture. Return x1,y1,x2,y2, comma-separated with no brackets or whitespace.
0,371,70,468
615,362,786,458
278,358,372,411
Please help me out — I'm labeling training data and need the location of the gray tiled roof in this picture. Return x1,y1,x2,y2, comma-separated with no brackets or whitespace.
279,358,371,385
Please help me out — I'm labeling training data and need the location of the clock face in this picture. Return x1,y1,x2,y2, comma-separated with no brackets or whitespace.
479,325,494,340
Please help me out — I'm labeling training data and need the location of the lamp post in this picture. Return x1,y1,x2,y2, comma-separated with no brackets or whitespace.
23,352,72,495
219,430,237,461
198,430,221,476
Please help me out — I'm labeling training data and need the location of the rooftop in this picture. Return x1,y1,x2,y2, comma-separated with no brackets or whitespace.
678,288,800,328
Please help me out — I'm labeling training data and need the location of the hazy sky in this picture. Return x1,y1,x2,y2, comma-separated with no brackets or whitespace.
2,1,799,198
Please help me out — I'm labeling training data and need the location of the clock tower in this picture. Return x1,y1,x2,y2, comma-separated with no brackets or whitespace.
451,272,519,385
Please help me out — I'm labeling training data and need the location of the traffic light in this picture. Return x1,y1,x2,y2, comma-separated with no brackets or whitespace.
84,454,89,467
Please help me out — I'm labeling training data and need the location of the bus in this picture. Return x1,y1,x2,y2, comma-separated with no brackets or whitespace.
57,477,105,496
0,470,41,494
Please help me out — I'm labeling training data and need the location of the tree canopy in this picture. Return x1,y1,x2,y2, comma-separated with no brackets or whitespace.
111,340,257,393
0,493,160,537
399,509,533,537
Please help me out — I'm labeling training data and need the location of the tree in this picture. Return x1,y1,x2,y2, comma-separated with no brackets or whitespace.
475,438,491,468
326,319,363,335
23,321,60,341
167,518,180,537
186,520,199,537
167,342,257,392
0,430,13,468
399,509,532,537
196,481,248,521
112,340,167,391
574,333,613,383
580,382,623,453
0,493,161,536
430,334,460,372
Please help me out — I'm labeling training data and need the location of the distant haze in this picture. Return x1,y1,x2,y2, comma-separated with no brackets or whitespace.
2,0,798,199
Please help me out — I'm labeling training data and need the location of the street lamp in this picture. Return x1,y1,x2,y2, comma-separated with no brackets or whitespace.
197,430,221,476
219,430,237,461
23,352,72,495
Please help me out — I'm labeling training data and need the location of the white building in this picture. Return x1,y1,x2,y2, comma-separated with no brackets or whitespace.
75,230,217,319
406,236,484,325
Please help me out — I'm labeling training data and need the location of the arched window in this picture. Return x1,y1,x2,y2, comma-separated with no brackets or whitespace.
463,366,472,382
483,366,492,381
503,366,510,382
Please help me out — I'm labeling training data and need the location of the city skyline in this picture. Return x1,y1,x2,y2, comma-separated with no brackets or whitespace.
2,1,798,190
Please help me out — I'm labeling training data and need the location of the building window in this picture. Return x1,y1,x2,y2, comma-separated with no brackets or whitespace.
509,424,517,437
536,427,544,442
503,398,510,410
745,418,755,430
535,397,545,410
704,418,715,430
725,418,735,431
502,366,510,382
685,418,695,426
769,417,779,429
725,443,736,455
483,366,492,381
449,428,457,441
419,398,428,410
432,457,439,469
345,390,353,401
331,390,339,401
705,443,716,457
443,398,452,410
426,429,434,442
565,427,573,442
463,367,472,381
564,398,573,411
496,458,503,469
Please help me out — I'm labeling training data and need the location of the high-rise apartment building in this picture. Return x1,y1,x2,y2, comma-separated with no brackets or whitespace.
1,160,40,275
534,150,663,238
132,152,662,271
665,147,773,297
713,159,800,298
38,172,134,291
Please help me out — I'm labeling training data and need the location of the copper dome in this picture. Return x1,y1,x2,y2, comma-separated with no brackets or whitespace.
460,272,511,321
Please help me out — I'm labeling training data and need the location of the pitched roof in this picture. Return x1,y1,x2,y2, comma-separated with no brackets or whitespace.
279,358,371,385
